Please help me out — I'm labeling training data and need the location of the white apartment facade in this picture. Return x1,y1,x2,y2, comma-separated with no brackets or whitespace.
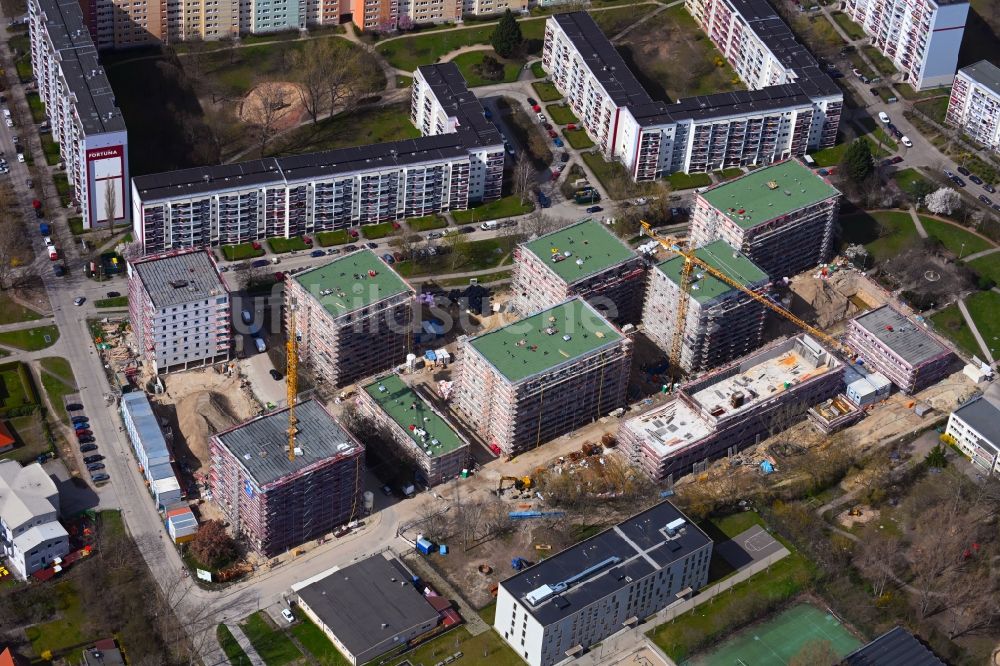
945,396,1000,476
127,249,231,374
0,461,69,580
461,0,526,15
945,60,1000,153
29,0,129,230
842,0,968,90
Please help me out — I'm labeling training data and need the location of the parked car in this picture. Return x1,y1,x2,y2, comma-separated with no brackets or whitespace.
852,67,863,77
310,249,325,257
427,231,444,239
553,137,564,147
270,369,283,380
106,291,121,298
87,463,105,472
83,455,103,464
542,122,552,130
979,195,993,206
73,296,85,306
586,205,603,214
531,104,541,113
71,415,88,424
970,174,984,185
78,436,95,445
526,97,537,106
944,169,955,178
891,127,903,139
80,443,98,453
53,264,65,277
900,136,913,147
547,129,557,138
459,226,475,234
957,166,971,176
560,152,569,163
984,183,996,193
327,248,341,255
75,430,92,438
537,113,547,123
281,609,295,623
274,271,285,282
381,484,393,496
952,176,966,187
382,253,395,264
66,403,83,411
343,244,358,252
366,242,378,249
891,156,903,164
90,473,110,483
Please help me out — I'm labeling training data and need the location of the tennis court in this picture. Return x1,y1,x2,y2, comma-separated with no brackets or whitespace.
684,603,862,665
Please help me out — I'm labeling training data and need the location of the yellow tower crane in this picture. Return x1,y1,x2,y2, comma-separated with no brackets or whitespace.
640,221,847,373
286,300,298,462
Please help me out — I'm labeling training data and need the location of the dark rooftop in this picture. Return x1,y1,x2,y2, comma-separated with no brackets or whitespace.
959,59,1000,97
851,305,952,368
416,63,504,144
130,250,227,309
951,396,1000,449
844,626,946,666
500,501,711,626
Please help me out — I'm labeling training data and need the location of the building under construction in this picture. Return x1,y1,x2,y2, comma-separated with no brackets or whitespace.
845,305,955,394
619,334,844,481
285,250,415,389
643,239,770,374
127,249,230,374
689,160,841,279
358,374,470,487
511,219,647,323
209,399,364,555
454,297,632,456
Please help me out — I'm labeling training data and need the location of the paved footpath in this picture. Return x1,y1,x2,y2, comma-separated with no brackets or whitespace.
964,246,1000,262
225,624,266,666
957,298,995,365
908,207,928,239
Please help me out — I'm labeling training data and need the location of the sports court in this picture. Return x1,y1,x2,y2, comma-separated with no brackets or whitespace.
683,603,862,665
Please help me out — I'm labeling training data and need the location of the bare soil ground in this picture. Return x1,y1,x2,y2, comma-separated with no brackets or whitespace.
835,504,879,529
238,81,308,132
879,246,975,304
785,266,889,332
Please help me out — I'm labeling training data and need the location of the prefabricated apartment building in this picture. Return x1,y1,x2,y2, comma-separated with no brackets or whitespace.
620,334,844,481
455,297,632,456
358,373,471,487
285,249,416,389
130,62,503,254
209,399,364,555
541,6,841,181
511,219,647,324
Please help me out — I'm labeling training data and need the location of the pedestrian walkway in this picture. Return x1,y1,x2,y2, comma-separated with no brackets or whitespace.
908,206,928,239
957,298,995,364
225,623,267,666
964,246,1000,262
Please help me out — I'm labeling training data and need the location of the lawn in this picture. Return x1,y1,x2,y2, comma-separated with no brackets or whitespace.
361,222,397,239
838,211,918,262
0,364,35,412
382,625,523,666
452,194,533,224
242,612,302,666
221,243,264,261
964,290,1000,361
53,173,72,207
892,167,932,199
1,413,49,464
531,81,563,102
394,238,515,277
812,135,890,167
290,611,351,665
376,18,545,71
269,103,421,157
0,325,60,351
715,167,744,181
316,230,352,246
267,236,310,253
862,45,897,77
451,50,522,87
217,625,252,666
582,152,649,199
968,254,1000,285
914,96,950,124
24,581,89,660
590,3,657,36
94,296,129,308
562,128,595,149
0,292,42,325
39,357,75,387
531,61,546,78
38,357,76,425
545,104,579,125
408,215,447,232
920,218,993,257
40,134,60,166
831,11,866,39
68,217,85,235
897,82,950,101
931,303,981,358
668,171,713,190
25,91,46,123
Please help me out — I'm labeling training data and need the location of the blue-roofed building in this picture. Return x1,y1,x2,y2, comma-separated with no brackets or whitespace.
121,392,182,510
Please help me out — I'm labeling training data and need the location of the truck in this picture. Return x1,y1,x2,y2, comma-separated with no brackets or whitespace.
38,222,50,235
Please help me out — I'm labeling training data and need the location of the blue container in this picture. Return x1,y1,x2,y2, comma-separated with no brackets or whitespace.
416,538,433,555
439,544,448,555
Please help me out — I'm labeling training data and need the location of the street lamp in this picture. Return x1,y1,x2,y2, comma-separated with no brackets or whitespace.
959,241,966,260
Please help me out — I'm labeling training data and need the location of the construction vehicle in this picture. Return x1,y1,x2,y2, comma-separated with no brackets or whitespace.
497,476,533,494
640,222,849,375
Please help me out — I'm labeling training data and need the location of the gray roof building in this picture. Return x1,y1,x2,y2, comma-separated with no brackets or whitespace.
958,60,1000,97
129,250,228,309
850,306,951,367
844,626,945,666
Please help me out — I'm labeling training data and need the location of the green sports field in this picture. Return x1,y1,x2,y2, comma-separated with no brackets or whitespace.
684,603,862,665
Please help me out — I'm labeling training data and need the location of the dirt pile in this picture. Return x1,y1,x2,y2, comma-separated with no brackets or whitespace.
176,391,240,466
792,276,860,329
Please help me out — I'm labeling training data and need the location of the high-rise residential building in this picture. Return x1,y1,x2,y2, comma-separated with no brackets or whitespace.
127,249,231,374
210,400,364,555
688,159,841,279
454,297,632,456
945,60,1000,153
619,334,844,481
642,239,770,374
461,0,527,16
0,460,69,580
28,0,129,230
510,219,647,323
945,395,1000,477
495,501,712,666
541,10,841,180
131,63,502,255
285,250,416,389
843,0,968,90
845,305,955,394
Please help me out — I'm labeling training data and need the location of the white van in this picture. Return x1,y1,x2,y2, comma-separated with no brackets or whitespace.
254,337,266,353
480,220,499,231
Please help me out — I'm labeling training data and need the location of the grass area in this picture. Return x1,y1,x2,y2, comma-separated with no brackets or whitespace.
0,365,35,411
408,215,447,232
290,611,351,665
452,194,533,224
40,134,60,166
0,325,60,351
270,103,421,157
394,238,514,277
931,303,981,358
381,625,523,666
562,128,595,149
968,254,1000,285
892,168,932,199
898,82,951,101
38,357,76,425
920,217,993,257
531,61,546,78
361,222,397,239
396,75,413,88
451,50,522,87
545,104,579,125
242,612,302,666
812,135,891,167
831,11,866,39
53,173,72,207
316,230,352,246
531,81,563,102
581,152,638,199
668,171,713,190
590,3,657,35
846,50,877,81
862,45,897,77
25,92,46,123
24,581,89,660
1,413,49,464
715,168,744,181
67,217,84,235
38,357,75,387
427,268,513,287
94,296,129,308
221,243,265,261
267,236,310,254
0,292,42,325
217,625,252,666
838,211,918,262
965,290,1000,360
914,96,950,124
376,17,545,71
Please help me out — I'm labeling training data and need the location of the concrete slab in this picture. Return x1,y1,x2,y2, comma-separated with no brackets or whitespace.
715,525,782,570
606,644,673,666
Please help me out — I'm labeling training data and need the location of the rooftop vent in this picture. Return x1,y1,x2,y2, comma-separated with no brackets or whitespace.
766,180,779,190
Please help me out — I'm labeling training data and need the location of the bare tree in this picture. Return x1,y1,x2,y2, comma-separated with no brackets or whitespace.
512,155,534,205
104,180,118,235
853,525,902,599
291,40,333,124
325,47,380,117
249,80,293,157
443,230,471,270
521,210,556,238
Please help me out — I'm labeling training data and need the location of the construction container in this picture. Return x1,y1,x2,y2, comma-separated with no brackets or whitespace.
363,490,374,512
439,544,448,555
416,538,433,555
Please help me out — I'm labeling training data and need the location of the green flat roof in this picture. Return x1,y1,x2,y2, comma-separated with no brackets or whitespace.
363,374,467,457
656,240,768,304
701,160,840,229
468,298,622,383
293,250,412,317
522,219,637,283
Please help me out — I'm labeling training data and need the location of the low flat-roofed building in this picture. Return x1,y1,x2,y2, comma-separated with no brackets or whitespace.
844,626,945,665
511,219,646,323
495,501,711,666
946,395,1000,476
286,250,415,388
0,460,69,580
845,305,955,394
358,374,470,487
293,554,444,665
120,392,182,510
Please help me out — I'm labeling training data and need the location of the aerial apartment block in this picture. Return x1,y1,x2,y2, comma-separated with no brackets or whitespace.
210,400,364,555
620,334,844,481
285,250,415,389
945,396,1000,477
541,10,841,181
495,501,712,666
643,240,770,374
358,374,471,486
454,297,632,456
131,64,502,254
127,249,231,375
946,61,1000,153
462,0,527,16
842,0,968,90
689,159,841,279
845,305,955,394
0,460,69,580
28,0,129,230
511,219,647,323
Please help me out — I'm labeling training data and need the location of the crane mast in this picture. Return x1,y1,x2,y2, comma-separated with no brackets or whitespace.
287,301,298,462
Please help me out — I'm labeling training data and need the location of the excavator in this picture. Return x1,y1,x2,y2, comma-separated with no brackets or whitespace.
496,476,534,494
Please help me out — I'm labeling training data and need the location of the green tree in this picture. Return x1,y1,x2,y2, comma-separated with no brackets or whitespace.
491,10,523,58
925,444,948,469
842,138,874,183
